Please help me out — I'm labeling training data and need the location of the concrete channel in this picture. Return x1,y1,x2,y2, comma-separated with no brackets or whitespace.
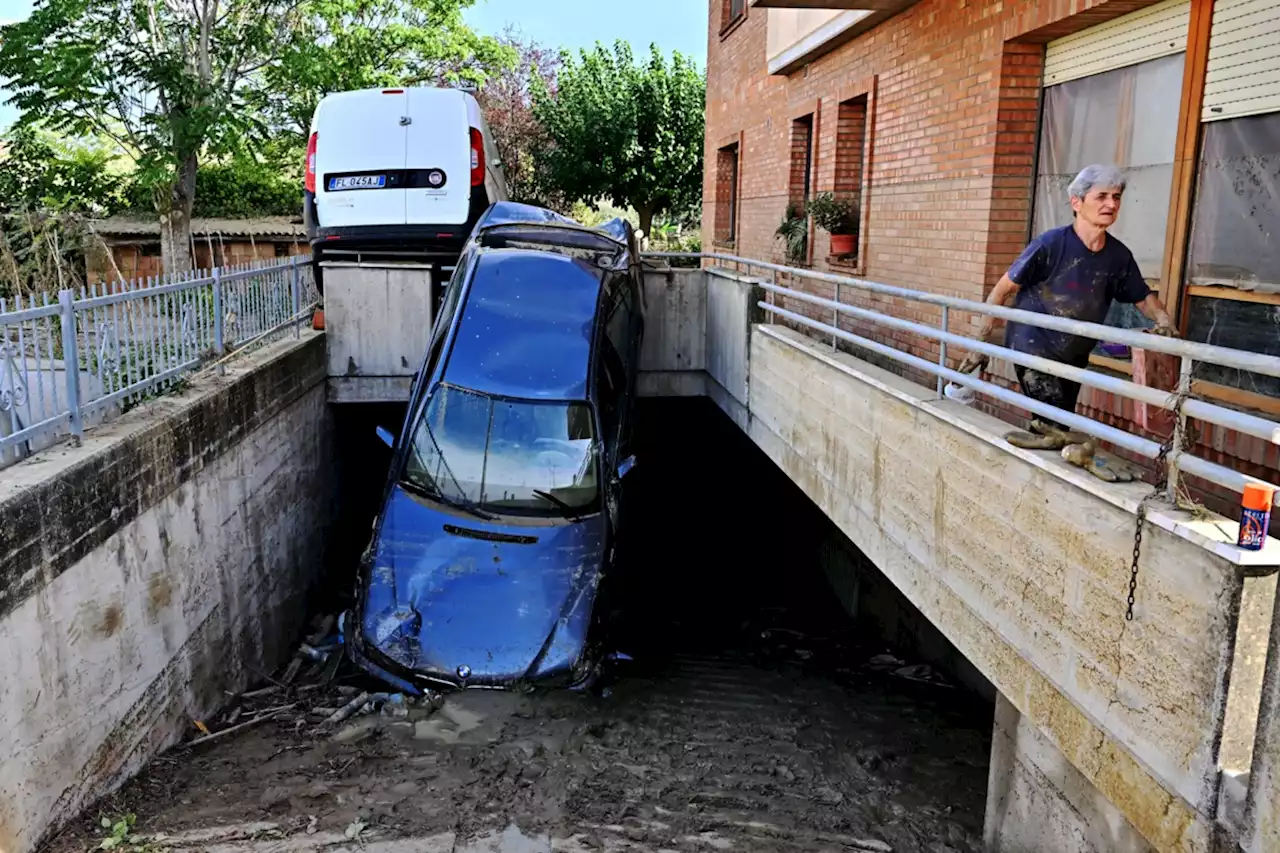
0,325,996,851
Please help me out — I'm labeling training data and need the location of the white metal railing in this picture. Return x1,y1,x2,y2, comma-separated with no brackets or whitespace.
642,252,1280,503
0,255,319,470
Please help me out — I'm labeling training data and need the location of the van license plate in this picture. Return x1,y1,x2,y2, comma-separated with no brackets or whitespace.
329,175,386,191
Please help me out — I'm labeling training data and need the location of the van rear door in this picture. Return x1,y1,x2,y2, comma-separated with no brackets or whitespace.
315,90,409,228
405,88,472,227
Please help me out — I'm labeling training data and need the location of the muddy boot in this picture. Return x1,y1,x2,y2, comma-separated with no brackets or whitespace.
1004,419,1090,450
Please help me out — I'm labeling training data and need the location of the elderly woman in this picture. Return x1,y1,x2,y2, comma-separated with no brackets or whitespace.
958,164,1177,481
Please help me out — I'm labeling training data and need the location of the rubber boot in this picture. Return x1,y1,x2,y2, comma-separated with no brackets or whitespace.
1004,419,1090,451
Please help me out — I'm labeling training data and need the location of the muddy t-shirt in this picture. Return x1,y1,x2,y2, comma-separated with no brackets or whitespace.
1003,225,1151,366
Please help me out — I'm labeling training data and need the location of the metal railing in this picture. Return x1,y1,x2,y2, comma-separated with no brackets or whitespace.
643,251,1280,503
0,255,318,469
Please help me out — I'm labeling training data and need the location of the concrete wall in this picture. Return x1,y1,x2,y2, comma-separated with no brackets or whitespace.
324,262,436,403
0,333,333,853
638,267,707,398
739,324,1268,852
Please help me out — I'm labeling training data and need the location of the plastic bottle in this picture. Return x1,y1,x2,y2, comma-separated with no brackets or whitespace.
1238,483,1274,551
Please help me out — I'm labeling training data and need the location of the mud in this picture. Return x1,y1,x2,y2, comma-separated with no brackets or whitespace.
41,619,989,853
40,399,995,852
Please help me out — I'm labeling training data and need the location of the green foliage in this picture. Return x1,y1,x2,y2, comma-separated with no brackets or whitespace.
0,0,300,190
0,125,127,214
775,202,808,265
807,191,858,236
260,0,515,154
119,157,301,218
532,41,704,236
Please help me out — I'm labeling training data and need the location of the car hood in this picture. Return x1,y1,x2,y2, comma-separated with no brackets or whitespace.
358,484,606,686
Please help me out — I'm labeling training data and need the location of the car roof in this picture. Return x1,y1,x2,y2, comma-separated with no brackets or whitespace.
441,248,604,401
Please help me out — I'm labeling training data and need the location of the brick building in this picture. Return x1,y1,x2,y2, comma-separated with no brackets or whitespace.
86,217,308,283
703,0,1280,512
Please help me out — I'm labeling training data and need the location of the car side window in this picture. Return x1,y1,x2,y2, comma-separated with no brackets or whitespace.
596,337,625,457
603,271,635,371
424,256,470,378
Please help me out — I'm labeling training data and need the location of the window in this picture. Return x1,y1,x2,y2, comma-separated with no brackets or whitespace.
790,115,814,206
1031,53,1185,348
714,143,740,246
274,242,290,257
404,383,599,516
721,0,746,33
831,95,868,262
1183,111,1280,398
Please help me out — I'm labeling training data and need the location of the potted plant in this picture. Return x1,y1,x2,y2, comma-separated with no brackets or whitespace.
808,192,859,256
775,202,808,265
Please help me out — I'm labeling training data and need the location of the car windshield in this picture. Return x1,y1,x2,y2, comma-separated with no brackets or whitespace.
402,383,599,516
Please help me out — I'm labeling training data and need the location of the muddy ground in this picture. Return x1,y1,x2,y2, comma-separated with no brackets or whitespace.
41,399,994,852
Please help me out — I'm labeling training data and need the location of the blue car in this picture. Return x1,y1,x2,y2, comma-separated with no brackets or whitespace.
345,202,645,693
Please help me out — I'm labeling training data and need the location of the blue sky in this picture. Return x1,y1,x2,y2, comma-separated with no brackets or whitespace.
0,0,707,130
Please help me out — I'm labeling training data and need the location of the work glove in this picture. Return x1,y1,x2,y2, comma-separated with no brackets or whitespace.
1060,442,1144,483
1150,319,1178,338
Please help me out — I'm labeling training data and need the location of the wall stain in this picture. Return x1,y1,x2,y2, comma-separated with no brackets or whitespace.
147,574,174,623
95,602,124,639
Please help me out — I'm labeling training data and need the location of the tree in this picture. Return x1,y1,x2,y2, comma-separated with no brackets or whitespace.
260,0,514,155
532,41,704,237
0,0,313,274
0,125,127,214
475,27,560,207
0,0,509,275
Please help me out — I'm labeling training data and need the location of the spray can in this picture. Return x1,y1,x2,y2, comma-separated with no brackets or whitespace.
1238,483,1274,551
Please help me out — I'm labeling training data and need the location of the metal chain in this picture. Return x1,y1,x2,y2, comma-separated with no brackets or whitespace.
1126,389,1196,621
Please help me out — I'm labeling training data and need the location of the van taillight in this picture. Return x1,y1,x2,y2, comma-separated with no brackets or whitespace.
305,132,318,193
470,127,485,187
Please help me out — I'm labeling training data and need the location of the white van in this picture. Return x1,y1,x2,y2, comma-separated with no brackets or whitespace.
303,86,508,266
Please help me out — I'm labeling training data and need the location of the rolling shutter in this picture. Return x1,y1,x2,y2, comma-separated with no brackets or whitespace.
1044,0,1191,87
1202,0,1280,121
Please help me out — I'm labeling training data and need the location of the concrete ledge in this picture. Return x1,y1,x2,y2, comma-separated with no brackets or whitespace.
742,325,1265,852
0,332,333,853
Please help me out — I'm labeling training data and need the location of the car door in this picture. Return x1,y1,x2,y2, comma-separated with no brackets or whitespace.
314,90,409,228
404,88,472,227
602,270,640,460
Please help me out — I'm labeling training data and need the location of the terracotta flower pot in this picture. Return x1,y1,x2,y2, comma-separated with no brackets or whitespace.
830,233,856,256
312,308,326,331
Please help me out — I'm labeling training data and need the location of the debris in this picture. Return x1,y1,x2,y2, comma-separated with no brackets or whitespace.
241,685,282,701
187,704,298,747
193,720,211,736
298,643,329,663
380,694,410,719
866,654,905,670
319,691,369,730
331,718,381,745
344,819,368,841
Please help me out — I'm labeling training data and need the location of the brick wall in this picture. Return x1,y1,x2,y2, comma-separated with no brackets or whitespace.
714,145,739,245
703,0,1275,526
88,239,308,283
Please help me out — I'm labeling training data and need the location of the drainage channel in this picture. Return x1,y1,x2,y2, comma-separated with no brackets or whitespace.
43,398,992,853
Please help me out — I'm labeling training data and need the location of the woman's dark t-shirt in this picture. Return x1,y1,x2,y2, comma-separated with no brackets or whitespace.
1003,225,1151,366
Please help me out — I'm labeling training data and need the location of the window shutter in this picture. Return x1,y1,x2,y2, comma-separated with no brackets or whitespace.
1202,0,1280,121
1044,0,1191,87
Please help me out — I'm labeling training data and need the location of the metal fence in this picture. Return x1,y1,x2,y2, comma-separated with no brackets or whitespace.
643,252,1280,504
0,255,318,468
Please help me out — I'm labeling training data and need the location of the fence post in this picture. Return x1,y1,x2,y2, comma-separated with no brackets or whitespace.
290,255,301,339
832,279,840,351
1168,355,1193,502
937,306,950,397
59,289,83,445
212,267,225,376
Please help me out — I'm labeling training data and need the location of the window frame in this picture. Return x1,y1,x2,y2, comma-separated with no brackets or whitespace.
720,0,747,38
714,141,741,248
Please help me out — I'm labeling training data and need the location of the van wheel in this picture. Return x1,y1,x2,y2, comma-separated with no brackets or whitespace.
312,254,324,296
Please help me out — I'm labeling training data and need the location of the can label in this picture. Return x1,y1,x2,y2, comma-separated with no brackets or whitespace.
1239,507,1271,550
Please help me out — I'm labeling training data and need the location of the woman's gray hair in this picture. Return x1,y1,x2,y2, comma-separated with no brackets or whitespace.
1068,164,1127,201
